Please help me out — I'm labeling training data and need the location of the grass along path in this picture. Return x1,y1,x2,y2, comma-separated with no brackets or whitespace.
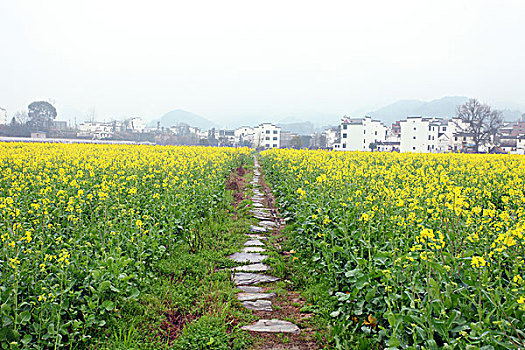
92,156,255,349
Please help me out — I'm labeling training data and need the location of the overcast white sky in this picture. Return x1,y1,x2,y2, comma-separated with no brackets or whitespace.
1,0,524,125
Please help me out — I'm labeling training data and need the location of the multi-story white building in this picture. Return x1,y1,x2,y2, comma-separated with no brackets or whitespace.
337,116,387,151
253,123,280,149
400,117,456,153
234,126,254,146
214,129,236,146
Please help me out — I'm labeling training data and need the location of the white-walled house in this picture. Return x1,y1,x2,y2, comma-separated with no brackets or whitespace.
323,127,340,149
77,122,114,139
517,136,525,155
214,129,236,146
400,117,433,153
377,127,401,152
234,126,254,146
127,117,145,133
337,116,387,151
253,123,280,149
400,117,455,153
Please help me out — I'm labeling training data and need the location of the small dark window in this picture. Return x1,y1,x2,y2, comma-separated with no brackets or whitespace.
343,124,348,130
273,130,278,134
443,127,447,131
342,144,346,148
375,131,377,135
273,144,277,147
273,137,277,140
266,130,270,134
413,146,416,150
343,133,347,139
265,137,270,140
413,136,416,139
364,130,366,134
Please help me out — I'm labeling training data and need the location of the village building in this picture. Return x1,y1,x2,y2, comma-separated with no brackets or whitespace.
253,123,280,149
337,116,387,151
234,126,254,146
77,121,115,139
323,126,340,149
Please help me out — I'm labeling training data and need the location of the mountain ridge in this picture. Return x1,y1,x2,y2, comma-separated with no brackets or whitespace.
364,96,522,125
148,109,218,130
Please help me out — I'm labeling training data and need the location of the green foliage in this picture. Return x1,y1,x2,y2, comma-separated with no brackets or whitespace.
261,150,525,349
171,315,250,350
0,144,250,349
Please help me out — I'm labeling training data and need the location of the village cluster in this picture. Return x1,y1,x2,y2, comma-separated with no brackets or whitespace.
1,106,524,153
73,115,525,154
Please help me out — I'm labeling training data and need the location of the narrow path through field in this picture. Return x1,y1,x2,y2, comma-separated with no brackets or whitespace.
228,155,319,350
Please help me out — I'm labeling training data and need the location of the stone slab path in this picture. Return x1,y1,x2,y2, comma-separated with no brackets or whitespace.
231,263,271,272
228,252,268,263
241,319,300,334
228,155,302,339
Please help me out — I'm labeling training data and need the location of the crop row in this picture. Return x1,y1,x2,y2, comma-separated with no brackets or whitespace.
0,143,249,349
261,149,525,349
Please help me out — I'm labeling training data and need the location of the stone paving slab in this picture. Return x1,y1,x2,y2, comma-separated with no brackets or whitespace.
242,299,273,311
233,272,280,285
250,208,271,213
251,213,272,219
241,319,300,334
252,208,271,214
237,292,276,301
231,263,271,272
250,225,267,233
242,246,266,253
246,234,267,240
238,285,264,293
253,202,265,208
259,220,278,228
254,215,272,221
228,252,267,263
244,239,265,246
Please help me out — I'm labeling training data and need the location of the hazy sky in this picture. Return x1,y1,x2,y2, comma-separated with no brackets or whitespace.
1,0,525,125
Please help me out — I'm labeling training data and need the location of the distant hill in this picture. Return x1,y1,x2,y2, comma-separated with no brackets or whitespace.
148,109,218,130
500,109,524,121
277,121,315,135
367,96,469,125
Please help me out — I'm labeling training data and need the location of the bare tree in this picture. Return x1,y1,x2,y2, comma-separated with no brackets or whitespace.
455,99,503,153
13,110,30,125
